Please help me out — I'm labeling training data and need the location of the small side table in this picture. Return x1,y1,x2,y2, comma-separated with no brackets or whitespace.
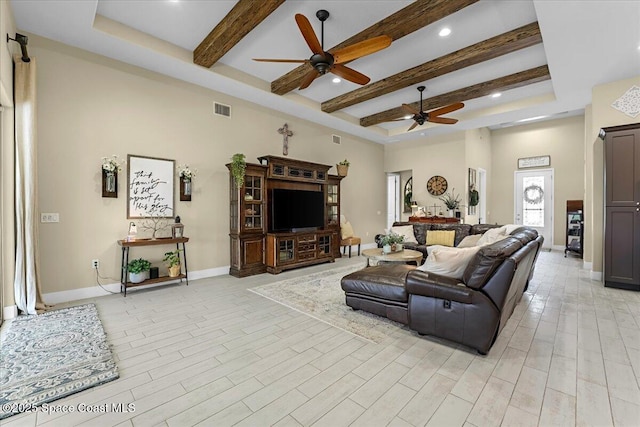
118,237,189,296
361,248,423,267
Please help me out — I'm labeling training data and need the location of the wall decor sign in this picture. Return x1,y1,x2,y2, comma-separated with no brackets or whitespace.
127,155,175,219
518,155,550,169
611,85,640,118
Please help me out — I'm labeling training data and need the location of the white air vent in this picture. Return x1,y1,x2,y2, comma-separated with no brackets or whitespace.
332,134,341,144
213,102,231,118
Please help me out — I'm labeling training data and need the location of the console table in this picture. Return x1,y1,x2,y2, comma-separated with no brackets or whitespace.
409,216,460,224
118,237,189,296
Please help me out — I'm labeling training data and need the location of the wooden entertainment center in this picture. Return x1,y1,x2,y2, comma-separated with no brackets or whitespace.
227,155,343,277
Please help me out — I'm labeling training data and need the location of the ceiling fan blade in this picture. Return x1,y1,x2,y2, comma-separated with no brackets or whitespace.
295,14,323,55
298,69,320,90
253,58,309,63
401,104,420,116
428,116,458,125
428,102,465,117
331,64,370,85
333,35,392,64
407,121,419,132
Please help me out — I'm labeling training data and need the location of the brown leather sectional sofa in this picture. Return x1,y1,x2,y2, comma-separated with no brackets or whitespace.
376,222,502,261
342,227,543,354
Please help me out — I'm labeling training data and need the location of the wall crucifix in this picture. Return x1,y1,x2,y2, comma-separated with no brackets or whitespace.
278,123,293,156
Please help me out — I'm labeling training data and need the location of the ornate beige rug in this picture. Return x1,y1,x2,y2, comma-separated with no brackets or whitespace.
249,264,409,343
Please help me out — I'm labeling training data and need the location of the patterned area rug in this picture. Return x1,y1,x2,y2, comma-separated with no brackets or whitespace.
0,304,119,419
249,264,409,343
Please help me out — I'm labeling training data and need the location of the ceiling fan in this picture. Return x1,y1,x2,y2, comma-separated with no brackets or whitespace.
253,10,391,90
395,86,465,131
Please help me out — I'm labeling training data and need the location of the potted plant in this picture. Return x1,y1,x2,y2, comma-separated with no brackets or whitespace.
163,250,182,277
439,188,462,217
336,159,350,177
380,232,404,253
230,153,246,188
127,258,151,283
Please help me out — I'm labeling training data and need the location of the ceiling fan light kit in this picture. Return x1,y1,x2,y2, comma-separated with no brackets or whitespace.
253,10,391,90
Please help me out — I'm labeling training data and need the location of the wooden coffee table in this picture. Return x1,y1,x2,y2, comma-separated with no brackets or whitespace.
361,248,423,267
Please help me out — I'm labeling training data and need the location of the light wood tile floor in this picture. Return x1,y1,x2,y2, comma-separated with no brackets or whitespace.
4,250,640,426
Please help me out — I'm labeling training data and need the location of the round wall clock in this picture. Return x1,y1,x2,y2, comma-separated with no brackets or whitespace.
427,175,448,196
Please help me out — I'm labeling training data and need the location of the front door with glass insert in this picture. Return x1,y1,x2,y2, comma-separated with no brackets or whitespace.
514,169,553,248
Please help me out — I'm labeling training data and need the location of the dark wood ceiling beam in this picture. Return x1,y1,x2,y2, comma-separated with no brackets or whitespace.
360,65,551,127
194,0,285,68
271,0,479,95
322,22,542,113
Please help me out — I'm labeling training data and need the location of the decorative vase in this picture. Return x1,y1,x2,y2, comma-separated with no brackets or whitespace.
168,265,181,277
397,243,403,251
129,271,146,284
383,244,391,254
336,164,349,177
106,172,116,192
183,179,191,196
391,243,397,252
448,209,455,217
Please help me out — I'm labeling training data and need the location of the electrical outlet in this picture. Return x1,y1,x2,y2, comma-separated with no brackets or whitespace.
40,213,60,223
92,259,99,269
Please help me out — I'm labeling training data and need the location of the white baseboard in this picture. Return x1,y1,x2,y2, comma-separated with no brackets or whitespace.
42,266,230,305
362,243,377,250
552,244,565,252
591,270,603,281
583,261,593,270
3,305,18,320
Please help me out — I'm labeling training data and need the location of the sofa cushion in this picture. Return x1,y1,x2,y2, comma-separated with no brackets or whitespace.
429,224,472,246
391,225,418,244
417,246,481,280
470,223,502,235
425,230,455,247
463,237,524,289
341,264,412,303
456,234,482,248
476,226,508,246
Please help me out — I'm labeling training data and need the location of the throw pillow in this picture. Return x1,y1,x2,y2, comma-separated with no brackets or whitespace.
390,225,418,244
457,234,483,248
425,230,456,247
502,224,523,235
476,226,507,246
417,246,481,280
341,221,354,239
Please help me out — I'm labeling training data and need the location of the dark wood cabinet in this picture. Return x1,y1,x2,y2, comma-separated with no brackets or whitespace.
228,164,268,277
266,230,334,274
603,123,640,290
228,156,341,277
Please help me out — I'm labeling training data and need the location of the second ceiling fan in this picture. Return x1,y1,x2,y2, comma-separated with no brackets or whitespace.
253,10,392,90
395,86,465,131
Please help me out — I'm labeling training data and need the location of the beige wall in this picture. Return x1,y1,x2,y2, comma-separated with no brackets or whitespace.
31,35,385,295
385,132,467,218
1,0,16,312
491,116,585,247
589,75,640,275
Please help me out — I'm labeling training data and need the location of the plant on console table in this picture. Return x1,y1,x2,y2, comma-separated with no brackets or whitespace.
439,188,462,217
127,258,151,284
163,250,182,278
380,232,404,254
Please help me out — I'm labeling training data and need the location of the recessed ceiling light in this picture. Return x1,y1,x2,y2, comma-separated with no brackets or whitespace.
439,28,451,37
420,132,425,136
490,92,501,98
332,77,341,83
404,115,413,119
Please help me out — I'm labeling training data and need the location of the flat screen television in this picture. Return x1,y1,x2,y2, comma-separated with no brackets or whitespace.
271,189,324,232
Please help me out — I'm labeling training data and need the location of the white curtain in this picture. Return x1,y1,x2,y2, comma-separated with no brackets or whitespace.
13,56,46,315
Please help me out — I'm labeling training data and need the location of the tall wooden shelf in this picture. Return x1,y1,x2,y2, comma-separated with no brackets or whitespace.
227,156,342,277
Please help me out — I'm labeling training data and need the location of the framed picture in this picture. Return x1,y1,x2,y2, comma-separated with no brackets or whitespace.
468,168,477,215
127,155,175,219
518,155,550,169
